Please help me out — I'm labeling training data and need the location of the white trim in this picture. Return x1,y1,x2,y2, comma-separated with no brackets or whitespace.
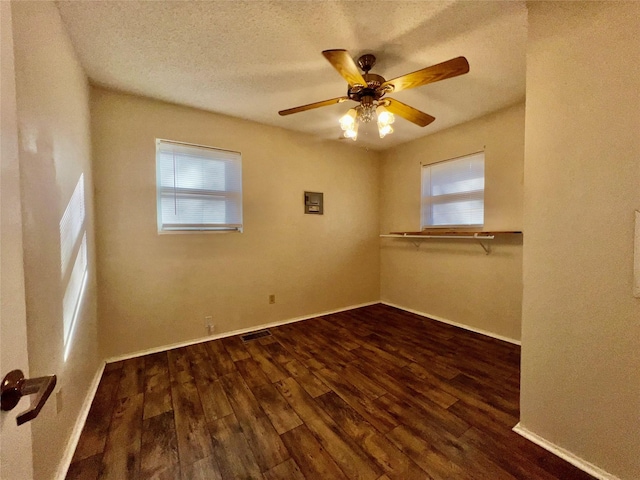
105,301,379,364
55,361,106,480
513,423,621,480
633,210,639,298
381,301,521,345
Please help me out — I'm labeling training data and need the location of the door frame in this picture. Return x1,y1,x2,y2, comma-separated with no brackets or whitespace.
1,2,34,478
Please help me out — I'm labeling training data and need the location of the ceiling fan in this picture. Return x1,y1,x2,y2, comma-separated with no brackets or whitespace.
278,50,469,140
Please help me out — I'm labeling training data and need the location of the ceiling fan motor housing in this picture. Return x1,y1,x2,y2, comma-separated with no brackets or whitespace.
347,72,386,102
346,54,388,103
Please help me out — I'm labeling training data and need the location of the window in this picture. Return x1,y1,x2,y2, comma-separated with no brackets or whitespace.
156,139,243,232
421,151,484,228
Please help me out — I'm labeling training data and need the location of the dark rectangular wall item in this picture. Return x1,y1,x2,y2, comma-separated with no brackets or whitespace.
304,191,323,214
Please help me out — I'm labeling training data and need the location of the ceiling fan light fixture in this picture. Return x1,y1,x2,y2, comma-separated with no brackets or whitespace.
376,105,395,126
357,96,376,123
378,123,393,138
344,121,358,141
339,108,357,131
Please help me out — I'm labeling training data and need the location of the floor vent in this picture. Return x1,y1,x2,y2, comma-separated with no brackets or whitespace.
240,329,272,342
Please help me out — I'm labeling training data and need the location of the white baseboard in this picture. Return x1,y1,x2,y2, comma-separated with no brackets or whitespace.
55,361,105,480
105,301,379,364
381,301,521,346
513,423,620,480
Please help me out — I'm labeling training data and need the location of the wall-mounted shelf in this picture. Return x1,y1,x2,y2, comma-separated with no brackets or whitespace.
379,231,522,254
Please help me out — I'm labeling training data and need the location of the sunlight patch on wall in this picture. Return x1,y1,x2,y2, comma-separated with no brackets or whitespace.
60,174,85,275
62,233,87,362
59,174,88,361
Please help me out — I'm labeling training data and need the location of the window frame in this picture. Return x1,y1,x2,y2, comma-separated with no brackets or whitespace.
420,151,485,229
155,139,243,234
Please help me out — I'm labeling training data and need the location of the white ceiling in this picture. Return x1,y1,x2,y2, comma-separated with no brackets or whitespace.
56,0,527,151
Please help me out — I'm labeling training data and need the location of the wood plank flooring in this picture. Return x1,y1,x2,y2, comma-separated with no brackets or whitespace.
67,304,594,480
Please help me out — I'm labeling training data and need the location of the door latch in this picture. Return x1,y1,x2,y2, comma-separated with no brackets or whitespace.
1,369,56,425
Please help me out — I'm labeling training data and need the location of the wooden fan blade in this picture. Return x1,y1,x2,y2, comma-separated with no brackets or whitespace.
384,98,435,127
278,97,349,116
380,56,469,93
322,49,368,87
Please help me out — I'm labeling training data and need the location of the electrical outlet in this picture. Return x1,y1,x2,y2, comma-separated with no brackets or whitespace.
56,389,63,414
269,294,275,304
205,316,214,335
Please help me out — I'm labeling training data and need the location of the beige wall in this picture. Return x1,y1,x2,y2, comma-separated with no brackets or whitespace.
521,2,640,479
11,2,101,479
380,103,525,342
90,88,380,358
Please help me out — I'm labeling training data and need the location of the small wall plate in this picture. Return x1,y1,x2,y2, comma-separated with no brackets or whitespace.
304,191,323,215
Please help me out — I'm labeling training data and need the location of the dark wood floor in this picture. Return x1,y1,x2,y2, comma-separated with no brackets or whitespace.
67,304,593,480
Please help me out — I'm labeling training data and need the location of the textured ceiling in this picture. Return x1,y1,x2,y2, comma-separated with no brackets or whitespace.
56,1,527,151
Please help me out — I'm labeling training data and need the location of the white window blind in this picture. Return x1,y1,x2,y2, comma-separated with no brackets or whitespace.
421,152,484,227
156,139,243,232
